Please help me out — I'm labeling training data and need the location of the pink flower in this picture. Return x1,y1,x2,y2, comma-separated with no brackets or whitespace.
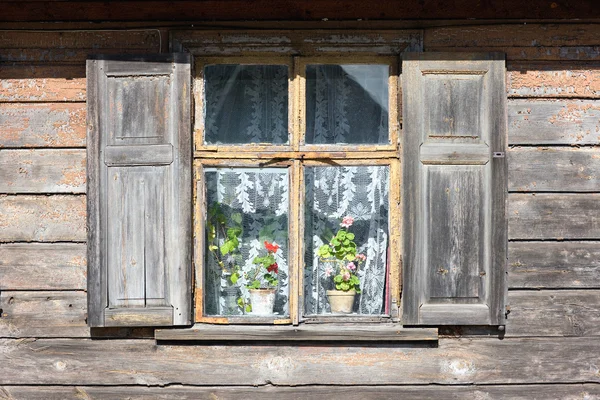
340,216,354,228
342,272,351,281
356,254,366,262
346,262,356,271
324,267,334,277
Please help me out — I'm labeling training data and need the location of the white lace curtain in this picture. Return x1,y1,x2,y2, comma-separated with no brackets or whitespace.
204,168,289,316
304,166,390,315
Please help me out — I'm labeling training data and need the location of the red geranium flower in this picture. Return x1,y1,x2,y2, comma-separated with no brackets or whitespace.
264,241,280,253
267,263,279,274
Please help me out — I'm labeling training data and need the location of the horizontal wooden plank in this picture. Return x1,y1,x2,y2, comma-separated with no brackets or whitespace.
506,290,600,337
0,30,160,49
0,65,85,102
0,195,86,242
0,149,86,193
105,307,173,327
509,241,600,288
425,24,600,48
172,29,422,55
508,99,600,144
508,193,600,239
0,291,88,338
1,337,600,385
3,384,600,400
0,243,86,290
156,324,438,341
507,63,600,98
4,1,599,22
508,147,600,192
428,46,600,61
0,103,86,148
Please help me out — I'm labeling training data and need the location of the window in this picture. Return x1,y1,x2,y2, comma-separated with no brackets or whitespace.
193,56,401,325
87,32,507,333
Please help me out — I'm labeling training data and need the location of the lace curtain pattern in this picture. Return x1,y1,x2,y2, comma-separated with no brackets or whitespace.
306,65,389,144
204,168,289,316
204,65,288,144
304,166,390,315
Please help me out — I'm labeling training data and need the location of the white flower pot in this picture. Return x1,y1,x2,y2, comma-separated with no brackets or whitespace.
326,289,356,314
248,288,276,316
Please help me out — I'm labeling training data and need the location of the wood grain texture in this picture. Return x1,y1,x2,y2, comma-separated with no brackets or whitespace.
2,1,599,22
0,103,86,148
508,147,600,192
173,30,422,55
509,194,600,240
425,24,600,48
428,46,600,61
1,337,600,385
0,30,159,57
156,324,438,341
3,384,600,400
0,291,88,338
0,195,86,242
506,290,600,337
0,243,86,290
0,149,86,193
508,99,600,145
509,242,600,288
0,65,86,102
507,63,600,98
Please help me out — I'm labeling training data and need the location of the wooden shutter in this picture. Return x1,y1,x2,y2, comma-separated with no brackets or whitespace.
402,53,507,325
87,54,192,327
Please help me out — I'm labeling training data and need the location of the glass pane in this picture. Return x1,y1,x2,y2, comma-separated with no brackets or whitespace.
304,166,390,316
204,168,289,317
204,65,289,144
305,65,389,145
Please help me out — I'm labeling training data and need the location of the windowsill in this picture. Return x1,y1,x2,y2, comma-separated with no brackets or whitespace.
155,324,438,342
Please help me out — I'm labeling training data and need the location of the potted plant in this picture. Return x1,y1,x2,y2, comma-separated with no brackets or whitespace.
245,241,280,316
317,216,366,314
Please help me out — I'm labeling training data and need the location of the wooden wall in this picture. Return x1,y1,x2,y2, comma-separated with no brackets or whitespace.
1,23,600,398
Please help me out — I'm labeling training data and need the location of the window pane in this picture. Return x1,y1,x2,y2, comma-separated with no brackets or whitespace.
304,166,390,315
204,168,289,317
204,65,289,144
305,65,389,145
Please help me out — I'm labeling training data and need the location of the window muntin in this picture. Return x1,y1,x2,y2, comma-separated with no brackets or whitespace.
194,55,400,324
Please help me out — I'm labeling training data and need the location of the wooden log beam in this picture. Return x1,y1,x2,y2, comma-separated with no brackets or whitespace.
1,1,599,22
0,291,88,338
507,63,600,98
0,195,86,242
508,193,600,239
425,24,600,48
2,384,600,400
509,241,600,288
0,103,86,148
0,149,86,193
508,99,600,145
508,147,600,192
0,243,86,290
1,337,599,385
0,65,86,102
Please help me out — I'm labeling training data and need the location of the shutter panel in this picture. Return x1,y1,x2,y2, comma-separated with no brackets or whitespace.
402,53,507,325
87,54,192,327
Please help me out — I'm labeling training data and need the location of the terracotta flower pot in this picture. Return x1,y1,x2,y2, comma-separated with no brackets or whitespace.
248,288,276,316
326,289,356,314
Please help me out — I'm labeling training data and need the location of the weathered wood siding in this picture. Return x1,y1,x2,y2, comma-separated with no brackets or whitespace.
1,23,600,398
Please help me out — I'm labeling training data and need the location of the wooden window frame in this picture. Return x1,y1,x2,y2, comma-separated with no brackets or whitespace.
192,54,402,325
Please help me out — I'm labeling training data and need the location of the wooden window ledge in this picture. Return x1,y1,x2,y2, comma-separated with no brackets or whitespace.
155,324,438,342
